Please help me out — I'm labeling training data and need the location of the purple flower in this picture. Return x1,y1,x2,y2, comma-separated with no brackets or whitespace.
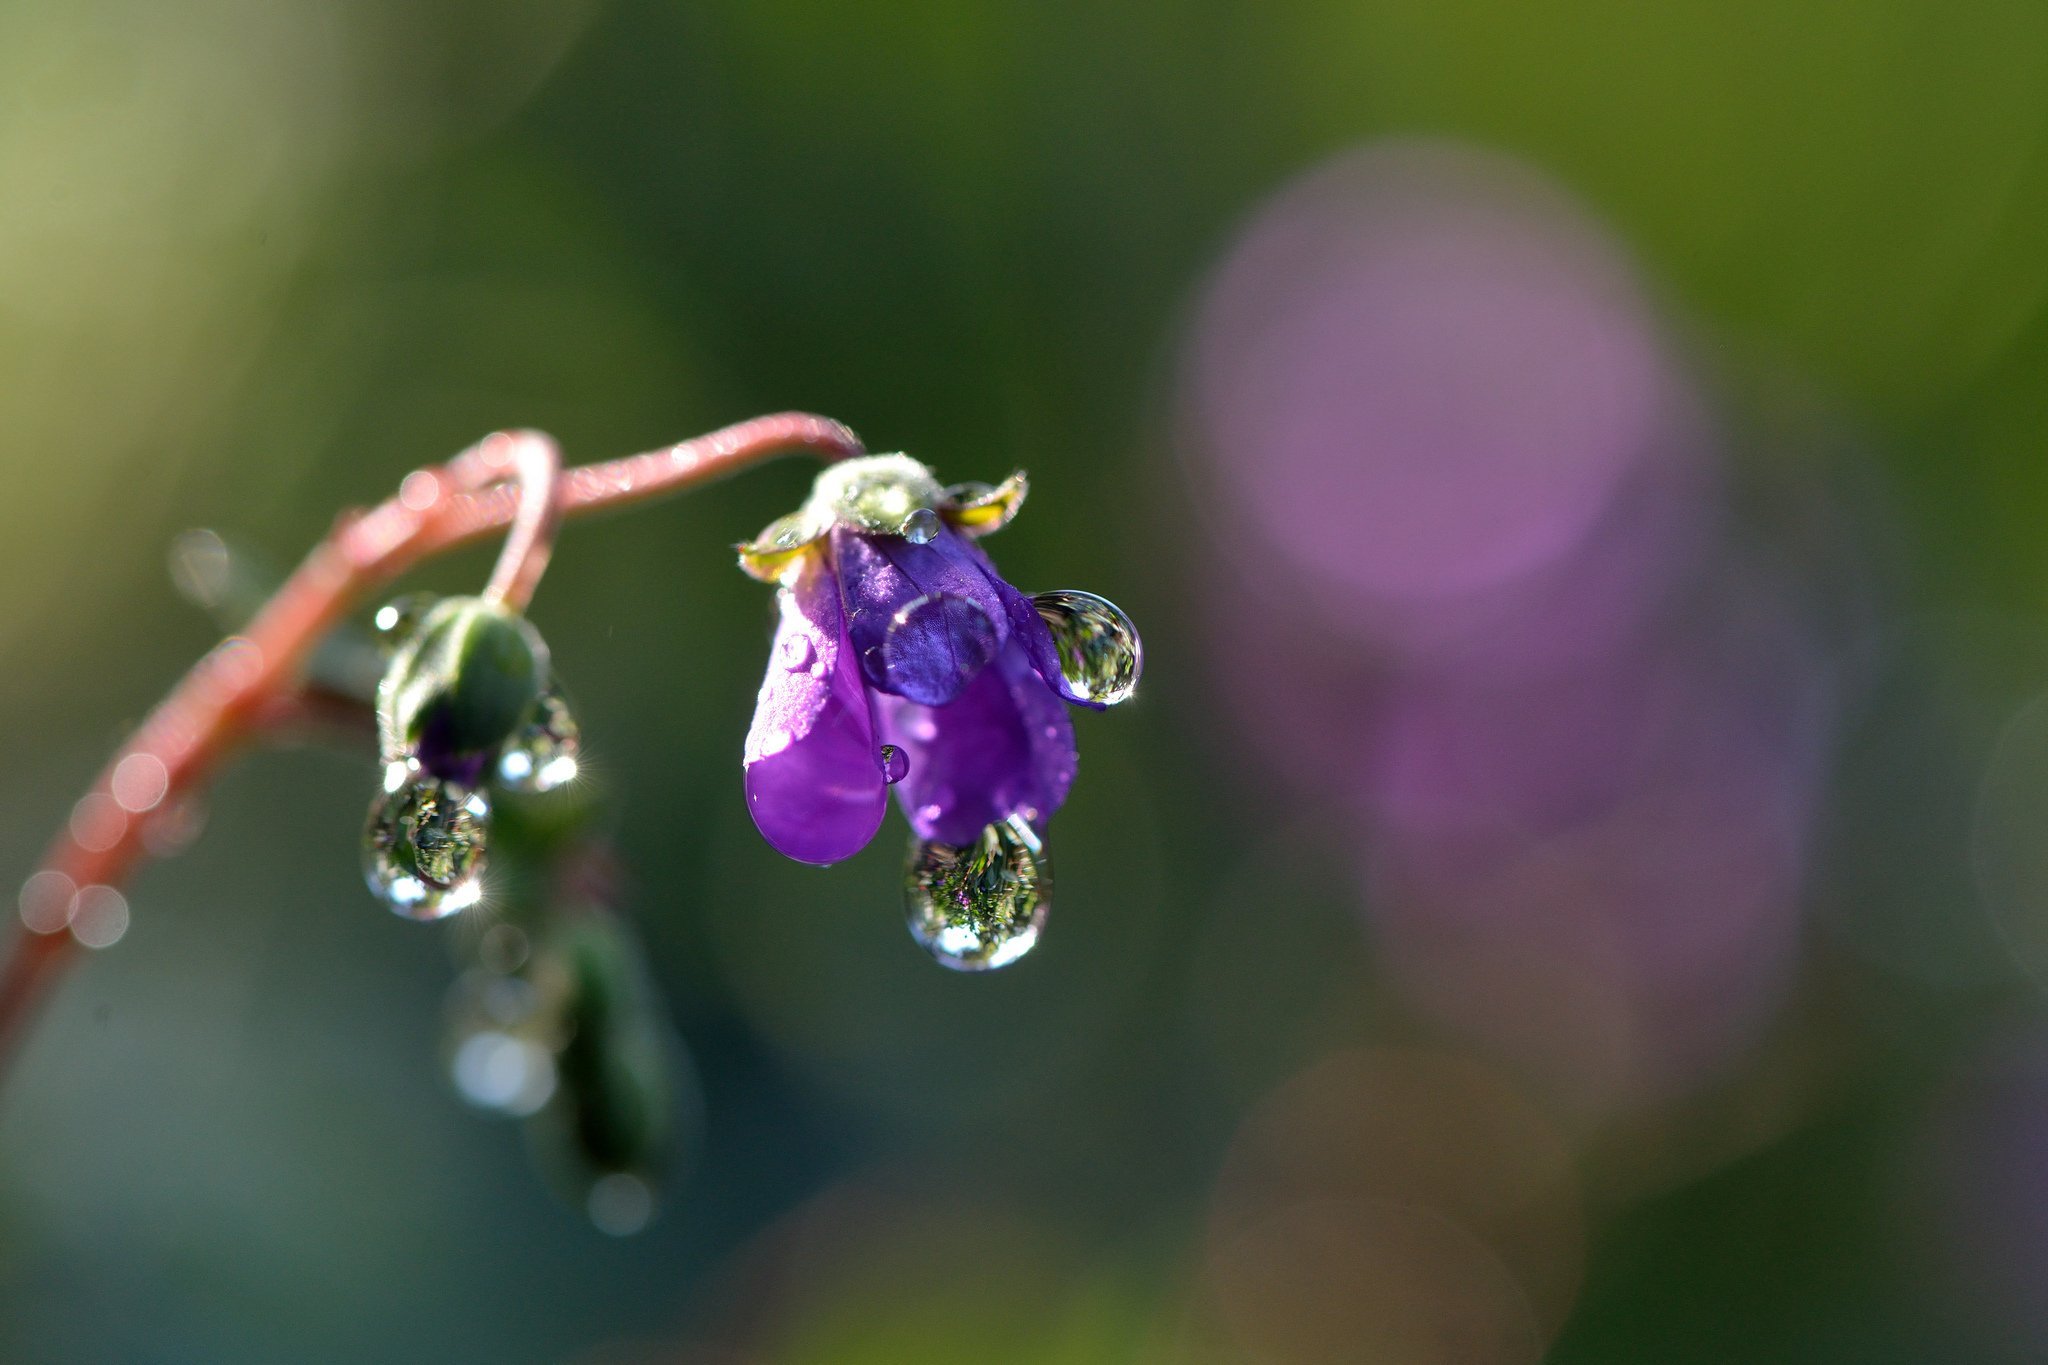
738,455,1138,869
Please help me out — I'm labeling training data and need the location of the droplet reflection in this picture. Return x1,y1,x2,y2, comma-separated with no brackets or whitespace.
905,815,1050,970
879,743,910,785
363,761,489,920
497,690,581,793
1031,590,1142,705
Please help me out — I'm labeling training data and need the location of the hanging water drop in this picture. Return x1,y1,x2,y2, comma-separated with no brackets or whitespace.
372,592,441,653
363,761,489,920
900,506,941,544
904,814,1050,971
497,690,582,793
879,744,909,784
1031,589,1142,706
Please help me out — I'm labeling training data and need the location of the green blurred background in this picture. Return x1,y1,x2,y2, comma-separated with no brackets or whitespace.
5,1,2048,1361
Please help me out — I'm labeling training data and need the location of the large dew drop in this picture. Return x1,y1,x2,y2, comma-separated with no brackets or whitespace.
904,815,1050,970
363,761,489,920
1031,590,1142,705
497,690,582,793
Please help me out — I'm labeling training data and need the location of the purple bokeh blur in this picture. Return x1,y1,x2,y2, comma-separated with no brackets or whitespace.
1926,1025,2048,1356
1182,139,1843,1117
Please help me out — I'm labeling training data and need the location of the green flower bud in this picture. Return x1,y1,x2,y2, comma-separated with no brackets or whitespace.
379,595,549,778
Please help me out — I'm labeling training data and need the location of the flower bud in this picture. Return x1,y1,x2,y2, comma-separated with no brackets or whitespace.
379,595,549,780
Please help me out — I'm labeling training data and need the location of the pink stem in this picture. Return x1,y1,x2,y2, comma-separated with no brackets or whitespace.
0,412,863,1078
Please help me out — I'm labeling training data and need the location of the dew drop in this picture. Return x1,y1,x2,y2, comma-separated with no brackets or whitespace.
943,480,996,504
18,871,76,935
496,690,582,793
69,793,127,854
373,592,440,653
879,743,909,784
900,506,941,544
1031,589,1142,706
112,752,169,813
882,593,998,704
363,762,489,920
70,885,130,950
904,815,1050,971
778,631,817,672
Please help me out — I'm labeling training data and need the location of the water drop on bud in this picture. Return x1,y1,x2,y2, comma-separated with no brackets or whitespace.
1031,589,1142,706
899,507,941,544
363,761,489,920
497,690,582,793
904,815,1049,971
372,592,441,654
380,595,548,775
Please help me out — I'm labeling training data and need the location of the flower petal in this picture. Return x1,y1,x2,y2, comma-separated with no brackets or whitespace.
744,552,887,864
833,526,1008,706
878,592,999,705
984,573,1109,710
877,637,1077,846
937,535,1108,711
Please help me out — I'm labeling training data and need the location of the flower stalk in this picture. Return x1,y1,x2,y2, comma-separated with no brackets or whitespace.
0,412,863,1080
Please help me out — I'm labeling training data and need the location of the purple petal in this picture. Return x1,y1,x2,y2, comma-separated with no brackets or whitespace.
983,569,1107,711
744,553,887,864
877,638,1077,846
879,592,998,705
833,526,1008,705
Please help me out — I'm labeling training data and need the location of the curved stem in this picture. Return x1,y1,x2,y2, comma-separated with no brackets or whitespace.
461,430,563,614
0,411,863,1080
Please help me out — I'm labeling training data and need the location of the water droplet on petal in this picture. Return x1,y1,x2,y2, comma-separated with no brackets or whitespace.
364,762,489,920
904,815,1050,971
879,744,909,784
1032,590,1143,705
496,690,581,793
882,593,998,704
778,631,817,672
900,506,941,544
373,592,440,654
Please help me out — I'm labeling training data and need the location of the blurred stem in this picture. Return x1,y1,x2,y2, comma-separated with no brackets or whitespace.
466,430,563,613
0,412,863,1082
